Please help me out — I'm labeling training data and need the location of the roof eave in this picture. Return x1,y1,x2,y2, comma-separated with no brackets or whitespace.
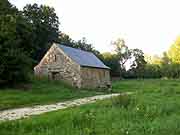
81,65,110,70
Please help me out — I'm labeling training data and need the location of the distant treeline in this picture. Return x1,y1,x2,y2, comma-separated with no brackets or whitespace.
101,37,180,79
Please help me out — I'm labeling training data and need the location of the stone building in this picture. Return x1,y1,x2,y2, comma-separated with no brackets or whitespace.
34,43,111,89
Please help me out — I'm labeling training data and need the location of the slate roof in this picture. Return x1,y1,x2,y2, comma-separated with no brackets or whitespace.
58,44,110,69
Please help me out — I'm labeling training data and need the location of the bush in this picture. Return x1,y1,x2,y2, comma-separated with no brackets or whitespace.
0,49,32,86
111,94,132,108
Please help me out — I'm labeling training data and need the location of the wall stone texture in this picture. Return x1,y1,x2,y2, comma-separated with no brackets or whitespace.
34,44,111,89
80,67,111,89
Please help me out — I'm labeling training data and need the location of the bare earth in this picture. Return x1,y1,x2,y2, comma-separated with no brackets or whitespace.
0,93,123,122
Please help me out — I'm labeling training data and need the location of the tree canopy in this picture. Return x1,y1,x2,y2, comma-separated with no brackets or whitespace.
23,4,60,63
0,1,103,86
0,0,32,85
168,36,180,64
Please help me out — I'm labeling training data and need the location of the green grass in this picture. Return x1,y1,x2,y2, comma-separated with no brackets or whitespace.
0,79,104,110
1,79,180,135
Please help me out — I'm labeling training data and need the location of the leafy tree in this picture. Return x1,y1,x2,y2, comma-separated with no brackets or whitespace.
168,36,180,64
112,38,131,78
102,52,120,76
74,37,94,51
143,64,161,78
112,38,131,77
145,54,163,65
111,38,147,78
161,52,171,65
0,1,33,85
129,49,147,78
23,4,60,63
131,49,146,69
0,0,17,15
57,33,74,46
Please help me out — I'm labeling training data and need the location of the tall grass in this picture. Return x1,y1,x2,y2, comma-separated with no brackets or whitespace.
0,78,104,110
1,79,180,135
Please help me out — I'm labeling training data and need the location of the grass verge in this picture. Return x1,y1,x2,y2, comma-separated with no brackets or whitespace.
0,79,104,110
1,79,180,135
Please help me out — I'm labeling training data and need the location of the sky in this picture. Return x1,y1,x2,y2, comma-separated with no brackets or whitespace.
10,0,180,55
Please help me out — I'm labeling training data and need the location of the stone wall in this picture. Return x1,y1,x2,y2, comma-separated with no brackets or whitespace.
34,43,111,89
34,44,81,88
80,67,111,89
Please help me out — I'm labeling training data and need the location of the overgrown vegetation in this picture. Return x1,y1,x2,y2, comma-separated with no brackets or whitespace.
0,78,104,110
1,79,180,135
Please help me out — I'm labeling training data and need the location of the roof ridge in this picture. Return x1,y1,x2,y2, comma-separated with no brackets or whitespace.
59,44,95,55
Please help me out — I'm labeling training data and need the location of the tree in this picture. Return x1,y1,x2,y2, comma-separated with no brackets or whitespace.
23,4,60,63
0,1,33,85
112,38,132,77
0,0,17,15
129,49,147,78
145,54,163,65
57,33,74,46
131,49,146,68
102,52,120,76
168,36,180,64
161,52,171,65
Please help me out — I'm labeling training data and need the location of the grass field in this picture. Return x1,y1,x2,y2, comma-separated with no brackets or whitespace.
1,79,180,135
0,79,104,110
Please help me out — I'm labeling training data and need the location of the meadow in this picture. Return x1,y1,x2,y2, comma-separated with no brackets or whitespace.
0,79,180,135
0,79,104,110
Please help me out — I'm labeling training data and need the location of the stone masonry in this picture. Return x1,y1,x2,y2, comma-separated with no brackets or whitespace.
34,44,81,88
34,43,111,89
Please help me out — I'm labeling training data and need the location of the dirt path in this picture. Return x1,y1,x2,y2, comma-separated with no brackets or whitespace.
0,93,124,122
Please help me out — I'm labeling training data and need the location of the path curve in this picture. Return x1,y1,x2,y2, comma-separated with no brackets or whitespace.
0,93,126,122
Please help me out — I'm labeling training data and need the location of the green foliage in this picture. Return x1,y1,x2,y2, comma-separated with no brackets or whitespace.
111,94,132,108
112,38,132,73
168,36,180,64
108,37,180,79
72,110,96,135
0,78,103,110
145,55,163,65
0,0,17,15
143,64,161,78
108,38,147,78
0,1,33,85
1,79,180,135
160,64,180,78
101,52,120,76
127,49,147,78
0,1,102,86
161,52,171,65
57,33,75,46
23,4,60,63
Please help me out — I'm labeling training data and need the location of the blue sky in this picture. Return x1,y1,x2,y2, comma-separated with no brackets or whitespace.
10,0,180,55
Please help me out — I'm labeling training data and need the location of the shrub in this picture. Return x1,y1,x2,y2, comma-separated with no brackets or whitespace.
111,94,132,108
